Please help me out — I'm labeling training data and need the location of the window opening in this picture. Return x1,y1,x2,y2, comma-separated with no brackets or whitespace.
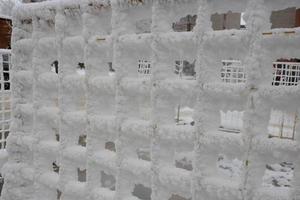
240,12,246,29
53,162,59,173
217,154,242,179
136,19,151,34
137,148,151,161
175,154,193,171
108,62,115,76
211,11,242,30
169,194,191,200
57,189,62,200
77,62,85,76
105,141,116,152
270,7,300,29
263,162,294,188
55,133,60,142
51,60,59,74
0,174,3,196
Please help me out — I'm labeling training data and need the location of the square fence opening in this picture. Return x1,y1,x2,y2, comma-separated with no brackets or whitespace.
221,60,246,83
268,109,297,140
262,162,294,188
219,110,244,133
77,168,86,182
132,184,152,200
78,135,87,147
272,60,300,86
105,141,116,152
101,171,116,191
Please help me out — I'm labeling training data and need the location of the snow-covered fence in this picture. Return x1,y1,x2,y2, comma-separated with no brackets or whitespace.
3,0,300,200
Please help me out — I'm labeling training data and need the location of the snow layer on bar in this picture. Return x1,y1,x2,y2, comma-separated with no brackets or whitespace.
36,140,59,156
37,172,59,189
0,49,11,54
121,119,151,138
92,188,115,200
64,181,86,197
158,125,194,142
92,150,117,172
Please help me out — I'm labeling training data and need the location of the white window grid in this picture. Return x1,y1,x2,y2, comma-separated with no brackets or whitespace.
272,62,300,86
137,60,151,76
221,60,246,83
0,53,11,150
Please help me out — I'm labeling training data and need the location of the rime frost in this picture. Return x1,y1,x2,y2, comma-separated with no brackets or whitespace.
2,0,300,200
